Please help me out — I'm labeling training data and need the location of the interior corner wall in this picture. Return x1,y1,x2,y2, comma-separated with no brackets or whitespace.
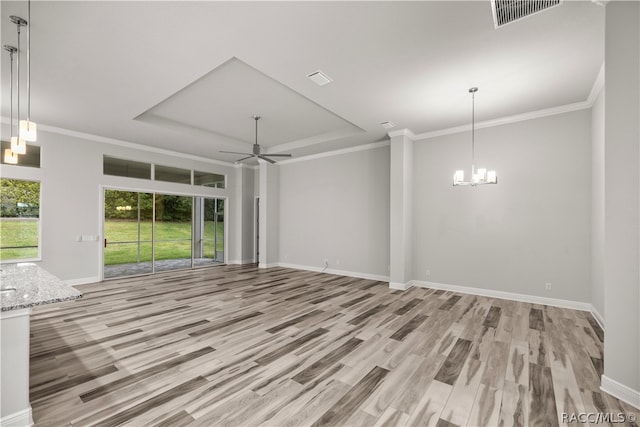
279,146,390,278
259,162,280,267
412,109,592,302
602,0,640,401
2,128,237,283
591,88,605,318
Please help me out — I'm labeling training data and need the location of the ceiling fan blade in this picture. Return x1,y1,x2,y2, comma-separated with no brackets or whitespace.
262,153,292,157
220,150,252,155
258,155,277,164
234,155,255,162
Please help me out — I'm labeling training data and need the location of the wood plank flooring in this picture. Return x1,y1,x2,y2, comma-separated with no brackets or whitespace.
28,265,638,426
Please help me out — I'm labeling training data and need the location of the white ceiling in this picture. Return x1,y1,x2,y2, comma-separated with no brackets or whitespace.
0,1,604,164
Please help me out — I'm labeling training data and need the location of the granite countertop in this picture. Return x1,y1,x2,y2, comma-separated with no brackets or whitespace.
0,263,82,311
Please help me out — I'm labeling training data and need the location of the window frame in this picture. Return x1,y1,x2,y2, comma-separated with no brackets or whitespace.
0,176,42,263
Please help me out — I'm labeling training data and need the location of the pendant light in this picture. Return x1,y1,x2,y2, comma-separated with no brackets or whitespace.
453,87,497,186
19,0,36,141
9,15,27,155
3,44,20,164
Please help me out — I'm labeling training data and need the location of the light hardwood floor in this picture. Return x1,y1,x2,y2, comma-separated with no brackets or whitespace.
29,265,638,426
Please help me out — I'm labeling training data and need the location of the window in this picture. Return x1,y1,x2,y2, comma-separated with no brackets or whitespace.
155,165,191,184
0,178,40,261
1,141,40,168
102,155,226,188
103,156,151,179
194,171,225,188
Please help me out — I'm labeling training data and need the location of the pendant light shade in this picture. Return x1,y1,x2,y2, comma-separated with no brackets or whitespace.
4,149,19,165
453,87,497,186
19,120,37,142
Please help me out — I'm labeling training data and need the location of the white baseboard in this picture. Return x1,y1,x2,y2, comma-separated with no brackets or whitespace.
601,375,640,409
258,262,280,269
0,407,33,427
411,280,594,312
276,262,389,282
227,259,255,265
64,276,100,287
389,281,413,291
590,305,605,329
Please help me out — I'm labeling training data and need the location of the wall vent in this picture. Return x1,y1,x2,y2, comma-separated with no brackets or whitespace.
491,0,561,28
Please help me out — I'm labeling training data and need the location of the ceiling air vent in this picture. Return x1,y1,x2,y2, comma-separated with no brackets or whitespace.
491,0,561,28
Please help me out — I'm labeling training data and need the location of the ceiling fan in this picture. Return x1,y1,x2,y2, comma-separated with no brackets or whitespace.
220,115,292,164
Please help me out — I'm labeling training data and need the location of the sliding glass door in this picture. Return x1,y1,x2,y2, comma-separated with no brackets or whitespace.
104,189,224,279
154,194,192,272
104,190,153,278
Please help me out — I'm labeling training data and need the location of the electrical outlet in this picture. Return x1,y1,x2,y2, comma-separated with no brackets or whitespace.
336,259,340,265
545,282,552,291
425,269,431,277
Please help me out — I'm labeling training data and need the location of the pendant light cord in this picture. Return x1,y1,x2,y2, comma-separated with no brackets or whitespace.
27,0,31,122
470,87,477,177
16,24,21,130
4,46,16,139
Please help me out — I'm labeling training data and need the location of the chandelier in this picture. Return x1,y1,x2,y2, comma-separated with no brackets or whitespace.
453,87,497,186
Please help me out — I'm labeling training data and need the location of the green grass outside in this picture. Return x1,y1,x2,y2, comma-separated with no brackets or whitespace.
105,220,224,265
0,219,38,260
0,220,224,264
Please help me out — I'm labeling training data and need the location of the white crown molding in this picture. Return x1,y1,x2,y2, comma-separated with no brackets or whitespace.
387,128,417,140
587,63,605,105
0,118,237,168
413,65,605,142
601,376,640,409
413,100,593,141
277,140,390,165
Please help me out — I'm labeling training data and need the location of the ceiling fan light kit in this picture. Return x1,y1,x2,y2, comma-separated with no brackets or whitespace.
220,115,293,164
453,87,497,187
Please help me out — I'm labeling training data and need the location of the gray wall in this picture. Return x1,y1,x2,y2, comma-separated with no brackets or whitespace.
279,146,390,278
1,127,241,282
591,88,605,318
412,110,592,301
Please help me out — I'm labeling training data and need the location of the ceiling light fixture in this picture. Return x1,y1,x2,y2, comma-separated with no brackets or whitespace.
19,0,36,141
307,70,333,86
453,87,497,186
3,44,21,164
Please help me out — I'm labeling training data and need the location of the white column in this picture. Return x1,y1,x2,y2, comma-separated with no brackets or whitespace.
259,160,280,268
389,129,414,290
602,0,640,407
231,164,245,264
